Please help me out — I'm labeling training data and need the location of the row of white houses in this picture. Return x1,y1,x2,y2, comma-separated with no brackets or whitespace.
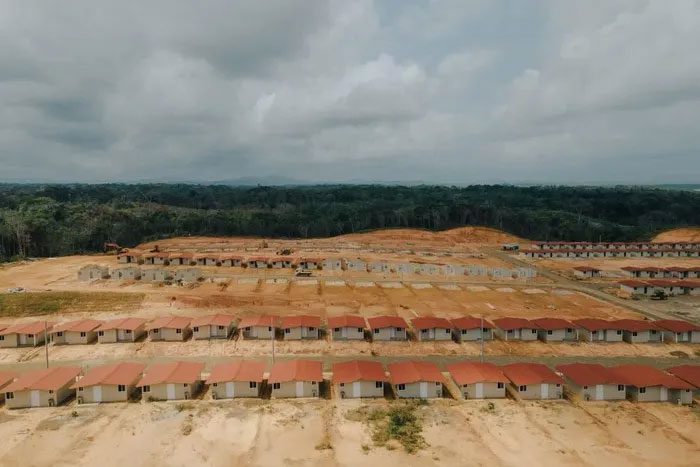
522,248,700,259
78,265,203,283
533,241,700,251
2,360,697,408
618,279,700,296
2,315,698,348
114,252,537,279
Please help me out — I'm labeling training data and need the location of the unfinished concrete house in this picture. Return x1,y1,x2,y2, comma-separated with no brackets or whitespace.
111,266,141,281
78,264,109,281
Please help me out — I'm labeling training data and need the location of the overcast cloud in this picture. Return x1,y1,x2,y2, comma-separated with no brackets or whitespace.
1,0,700,184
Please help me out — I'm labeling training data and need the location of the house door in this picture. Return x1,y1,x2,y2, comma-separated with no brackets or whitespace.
225,382,235,398
341,328,347,338
540,384,549,399
595,385,604,401
166,384,176,400
475,383,484,398
352,382,361,398
93,386,102,403
660,387,668,401
419,382,428,398
19,334,27,345
295,381,304,397
30,390,41,407
117,330,125,341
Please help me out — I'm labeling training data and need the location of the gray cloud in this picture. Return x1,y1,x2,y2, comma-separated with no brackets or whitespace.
1,0,700,183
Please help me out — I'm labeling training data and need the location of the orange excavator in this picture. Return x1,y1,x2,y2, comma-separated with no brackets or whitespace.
103,242,127,254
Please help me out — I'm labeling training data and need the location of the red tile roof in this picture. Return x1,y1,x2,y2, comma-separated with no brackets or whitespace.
71,362,146,388
0,371,18,389
555,363,625,386
531,318,575,331
608,365,694,389
492,317,533,330
327,315,366,329
136,361,204,386
618,280,647,288
388,361,444,385
268,360,323,384
52,319,103,333
610,319,659,332
501,363,564,386
367,316,408,330
332,360,387,384
4,366,81,392
666,365,700,388
280,315,321,328
572,318,619,331
0,321,54,336
411,317,452,330
190,314,237,327
450,316,494,330
146,316,192,330
96,317,147,331
654,319,700,333
447,362,508,385
205,360,265,384
238,315,280,328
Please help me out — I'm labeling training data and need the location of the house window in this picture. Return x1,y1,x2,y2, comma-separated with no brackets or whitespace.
273,383,281,390
98,331,104,336
531,329,537,334
519,385,527,392
176,329,182,334
80,332,86,337
436,382,441,386
56,332,63,337
213,383,217,387
0,336,3,341
249,382,257,389
153,329,160,334
267,327,272,332
547,330,553,335
556,384,560,387
445,329,451,334
334,328,341,332
616,330,622,335
651,330,657,335
308,327,315,331
374,329,380,334
285,328,291,334
566,328,573,333
143,385,150,393
397,384,406,391
461,329,467,335
125,329,132,334
28,334,34,338
5,392,13,399
357,328,363,333
583,386,588,390
118,385,126,392
482,328,489,333
312,381,317,385
497,382,504,389
218,326,224,330
632,332,637,336
618,385,624,391
340,383,345,387
639,387,646,394
49,390,54,394
184,384,188,387
193,327,199,332
375,381,383,388
78,387,83,392
395,327,402,332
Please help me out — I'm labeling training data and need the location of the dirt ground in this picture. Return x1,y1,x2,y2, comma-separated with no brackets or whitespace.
0,399,697,467
652,228,700,243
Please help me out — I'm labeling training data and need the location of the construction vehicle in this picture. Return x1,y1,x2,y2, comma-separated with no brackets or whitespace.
295,267,312,277
651,290,669,300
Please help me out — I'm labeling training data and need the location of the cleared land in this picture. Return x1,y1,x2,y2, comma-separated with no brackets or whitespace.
0,399,697,467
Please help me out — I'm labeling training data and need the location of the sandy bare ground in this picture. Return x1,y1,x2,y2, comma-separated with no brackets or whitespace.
653,228,700,243
0,399,697,467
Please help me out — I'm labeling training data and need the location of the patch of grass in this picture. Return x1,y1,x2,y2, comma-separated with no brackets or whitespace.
670,350,689,358
480,402,496,414
315,440,332,450
371,403,426,454
0,291,144,317
694,348,700,357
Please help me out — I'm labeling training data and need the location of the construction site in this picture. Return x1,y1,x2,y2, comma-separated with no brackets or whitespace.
0,227,699,466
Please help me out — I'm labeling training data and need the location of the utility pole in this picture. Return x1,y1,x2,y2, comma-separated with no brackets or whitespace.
271,316,276,365
44,320,49,368
480,315,484,363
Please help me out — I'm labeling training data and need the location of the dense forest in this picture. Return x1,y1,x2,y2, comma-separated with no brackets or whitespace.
1,184,699,261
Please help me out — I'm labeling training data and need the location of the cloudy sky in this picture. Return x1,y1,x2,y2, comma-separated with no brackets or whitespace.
1,0,700,184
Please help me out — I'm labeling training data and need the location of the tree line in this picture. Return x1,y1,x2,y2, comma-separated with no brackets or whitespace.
0,183,698,261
